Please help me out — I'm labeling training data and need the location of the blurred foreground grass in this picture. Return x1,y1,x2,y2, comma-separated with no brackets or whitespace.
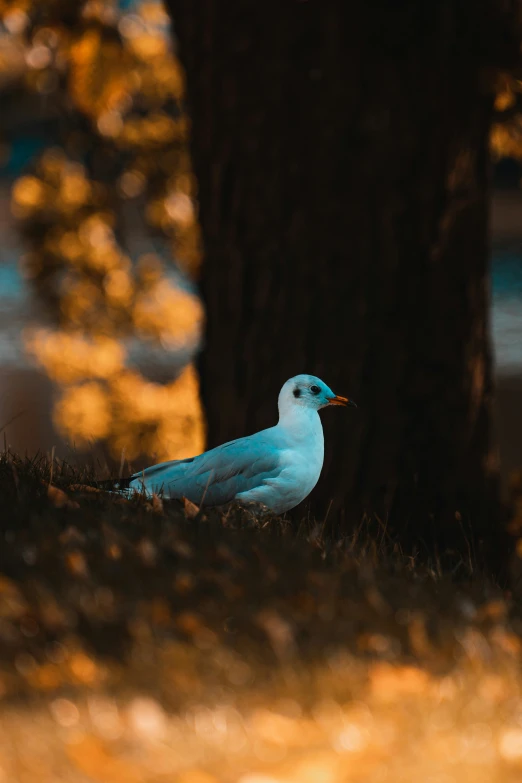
0,451,522,782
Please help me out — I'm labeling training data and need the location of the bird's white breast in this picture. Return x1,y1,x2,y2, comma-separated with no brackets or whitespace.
273,412,325,511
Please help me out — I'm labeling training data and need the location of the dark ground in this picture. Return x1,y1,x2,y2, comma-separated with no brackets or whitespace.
0,451,522,781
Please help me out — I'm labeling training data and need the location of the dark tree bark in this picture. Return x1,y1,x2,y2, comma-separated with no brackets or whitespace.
166,0,520,572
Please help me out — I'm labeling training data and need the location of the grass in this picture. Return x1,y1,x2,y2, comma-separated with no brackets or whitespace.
0,449,521,782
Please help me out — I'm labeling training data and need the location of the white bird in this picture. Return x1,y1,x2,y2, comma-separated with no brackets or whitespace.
122,374,356,514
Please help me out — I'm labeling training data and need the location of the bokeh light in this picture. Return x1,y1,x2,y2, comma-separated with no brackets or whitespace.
2,0,204,462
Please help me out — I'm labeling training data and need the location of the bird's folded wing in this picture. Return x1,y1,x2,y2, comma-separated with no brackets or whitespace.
130,434,282,506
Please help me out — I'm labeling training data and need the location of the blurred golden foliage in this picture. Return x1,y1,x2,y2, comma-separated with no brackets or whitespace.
1,0,204,461
491,74,522,162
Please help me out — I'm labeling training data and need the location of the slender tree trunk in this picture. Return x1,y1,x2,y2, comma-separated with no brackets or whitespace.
166,0,519,571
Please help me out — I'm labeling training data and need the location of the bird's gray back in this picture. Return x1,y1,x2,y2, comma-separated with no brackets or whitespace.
130,427,283,505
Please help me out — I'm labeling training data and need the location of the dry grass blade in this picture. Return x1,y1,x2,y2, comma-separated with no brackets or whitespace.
183,496,200,519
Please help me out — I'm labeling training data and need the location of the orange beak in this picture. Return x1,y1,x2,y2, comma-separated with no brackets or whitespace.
328,395,357,408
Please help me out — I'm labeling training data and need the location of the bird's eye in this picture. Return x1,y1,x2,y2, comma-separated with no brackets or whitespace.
310,385,320,395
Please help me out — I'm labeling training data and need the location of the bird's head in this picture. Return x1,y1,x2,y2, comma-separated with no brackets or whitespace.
279,374,357,414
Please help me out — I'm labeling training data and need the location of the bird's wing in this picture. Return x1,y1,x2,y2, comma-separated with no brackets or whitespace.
129,432,282,506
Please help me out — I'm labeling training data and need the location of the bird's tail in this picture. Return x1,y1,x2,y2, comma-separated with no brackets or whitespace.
96,476,134,493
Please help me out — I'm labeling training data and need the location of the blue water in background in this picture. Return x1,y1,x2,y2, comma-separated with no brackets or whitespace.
0,263,23,297
1,137,47,177
491,246,522,375
492,249,522,297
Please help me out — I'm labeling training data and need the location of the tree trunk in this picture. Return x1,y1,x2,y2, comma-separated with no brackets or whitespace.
166,0,519,572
